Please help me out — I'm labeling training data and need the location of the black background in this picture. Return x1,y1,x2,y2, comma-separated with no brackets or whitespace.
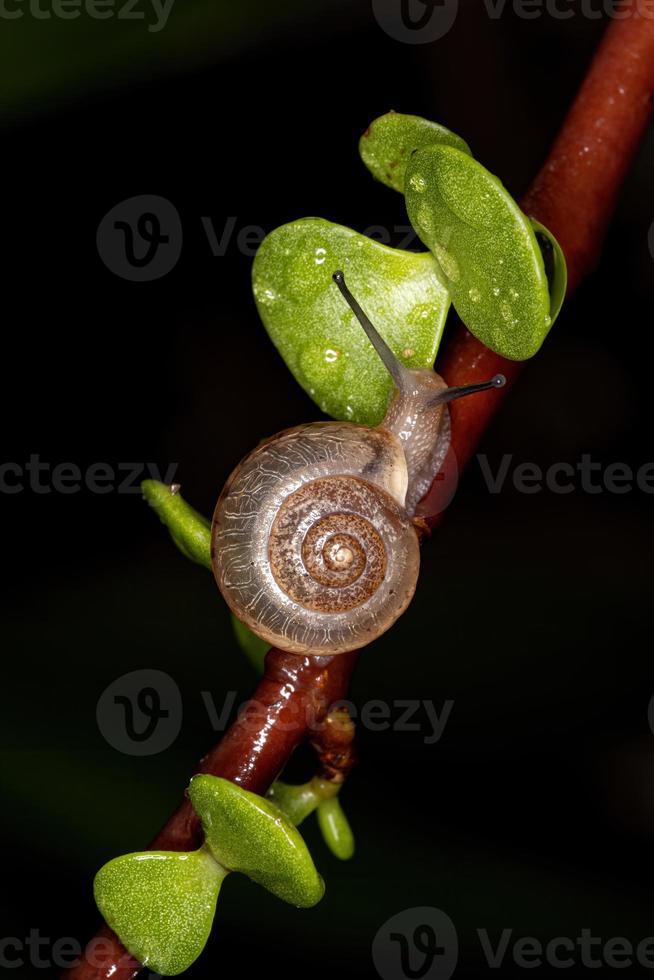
2,2,654,977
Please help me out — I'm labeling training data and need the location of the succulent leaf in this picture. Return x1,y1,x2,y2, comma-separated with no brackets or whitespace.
267,780,322,826
142,480,212,570
405,144,559,360
317,797,355,861
530,217,568,323
360,111,471,193
189,775,325,908
94,848,224,976
252,218,450,426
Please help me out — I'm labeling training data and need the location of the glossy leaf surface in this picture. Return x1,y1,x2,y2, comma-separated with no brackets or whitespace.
252,218,449,425
317,797,355,861
360,111,471,193
94,849,224,976
142,480,212,570
530,217,568,323
189,775,325,908
267,780,322,826
405,145,554,360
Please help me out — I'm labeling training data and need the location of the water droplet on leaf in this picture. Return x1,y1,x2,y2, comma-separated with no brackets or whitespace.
432,242,460,283
409,174,426,193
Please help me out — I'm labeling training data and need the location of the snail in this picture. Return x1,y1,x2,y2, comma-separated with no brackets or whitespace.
211,271,505,655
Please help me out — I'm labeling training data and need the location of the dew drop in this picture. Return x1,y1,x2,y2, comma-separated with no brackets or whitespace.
409,174,427,193
314,247,327,266
432,242,460,283
492,286,501,297
544,313,552,327
417,204,434,235
500,301,518,327
408,303,433,326
324,348,340,363
253,281,277,306
468,287,482,304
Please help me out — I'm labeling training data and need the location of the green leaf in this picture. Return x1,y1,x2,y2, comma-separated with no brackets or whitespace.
231,614,269,674
360,111,471,193
142,480,212,570
267,780,322,826
530,218,568,323
188,775,325,908
94,848,224,976
316,797,355,861
405,144,555,361
252,218,450,426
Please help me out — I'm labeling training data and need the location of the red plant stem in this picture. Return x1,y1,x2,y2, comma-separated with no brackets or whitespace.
419,10,654,524
66,13,654,979
67,652,355,979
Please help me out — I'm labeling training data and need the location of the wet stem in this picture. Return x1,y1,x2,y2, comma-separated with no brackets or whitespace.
64,12,654,979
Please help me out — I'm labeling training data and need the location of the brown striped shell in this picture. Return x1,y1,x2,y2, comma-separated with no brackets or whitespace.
211,422,421,655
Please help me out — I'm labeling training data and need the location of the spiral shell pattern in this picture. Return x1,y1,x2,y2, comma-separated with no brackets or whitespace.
211,422,420,655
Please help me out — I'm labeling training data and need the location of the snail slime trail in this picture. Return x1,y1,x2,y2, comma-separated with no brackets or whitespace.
210,272,505,655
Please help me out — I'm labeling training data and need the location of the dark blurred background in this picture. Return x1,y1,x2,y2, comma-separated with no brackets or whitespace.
1,1,653,977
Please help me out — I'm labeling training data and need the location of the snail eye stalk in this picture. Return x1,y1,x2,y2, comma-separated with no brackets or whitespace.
332,270,412,390
429,374,506,407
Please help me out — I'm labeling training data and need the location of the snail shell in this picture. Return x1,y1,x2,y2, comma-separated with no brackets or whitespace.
211,422,420,655
211,271,505,657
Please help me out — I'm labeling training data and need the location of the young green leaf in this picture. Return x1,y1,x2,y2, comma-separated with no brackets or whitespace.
267,780,322,826
188,775,325,908
317,797,355,861
252,218,450,426
405,144,555,360
94,848,224,976
142,480,212,570
530,218,568,323
360,111,471,193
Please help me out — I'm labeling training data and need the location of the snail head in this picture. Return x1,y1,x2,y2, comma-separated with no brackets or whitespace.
331,270,506,410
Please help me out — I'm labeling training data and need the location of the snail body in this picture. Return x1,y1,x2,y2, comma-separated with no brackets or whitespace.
211,271,504,656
